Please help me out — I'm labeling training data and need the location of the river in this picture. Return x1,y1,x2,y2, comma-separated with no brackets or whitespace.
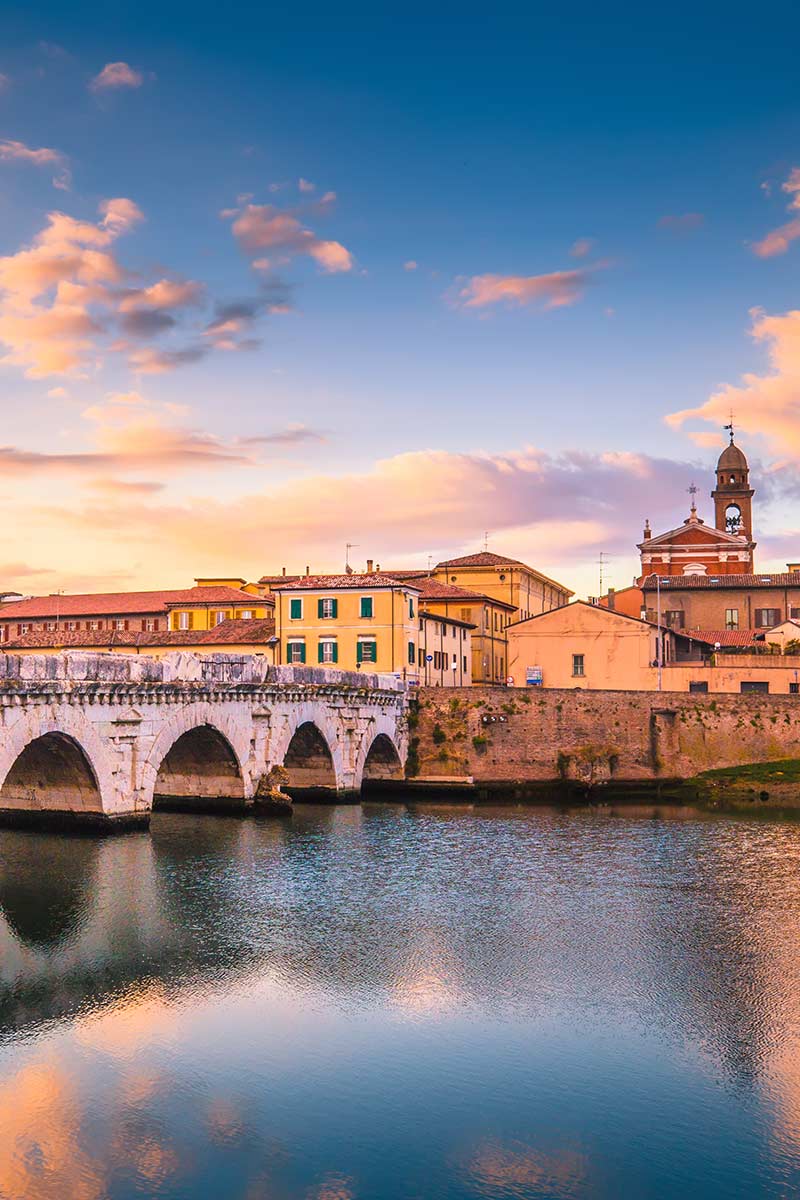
1,803,800,1198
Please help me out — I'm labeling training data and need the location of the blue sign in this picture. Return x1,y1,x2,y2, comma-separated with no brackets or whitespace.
425,654,433,662
526,665,543,686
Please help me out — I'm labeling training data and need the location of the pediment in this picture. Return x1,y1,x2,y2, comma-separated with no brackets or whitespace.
640,522,745,549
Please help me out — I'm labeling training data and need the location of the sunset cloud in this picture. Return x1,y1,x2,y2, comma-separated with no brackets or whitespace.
751,168,800,257
569,238,594,258
226,202,353,273
90,61,144,91
666,306,800,456
456,267,597,311
0,138,70,189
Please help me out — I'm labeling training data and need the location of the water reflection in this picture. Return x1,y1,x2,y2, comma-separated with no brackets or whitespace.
1,805,800,1197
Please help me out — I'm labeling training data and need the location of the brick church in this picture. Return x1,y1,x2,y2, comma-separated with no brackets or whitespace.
602,432,800,638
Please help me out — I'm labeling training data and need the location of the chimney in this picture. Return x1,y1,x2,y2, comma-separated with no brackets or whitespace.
607,587,615,611
788,563,800,573
305,565,310,576
643,520,651,541
375,563,380,572
366,559,374,574
282,566,286,577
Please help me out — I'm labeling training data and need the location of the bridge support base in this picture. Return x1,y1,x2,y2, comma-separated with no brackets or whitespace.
0,807,150,834
152,794,252,815
288,787,361,804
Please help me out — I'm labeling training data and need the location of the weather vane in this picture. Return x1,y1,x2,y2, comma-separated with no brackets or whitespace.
687,482,698,514
723,410,735,443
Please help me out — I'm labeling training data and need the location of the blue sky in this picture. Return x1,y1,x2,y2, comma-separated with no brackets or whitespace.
1,2,800,593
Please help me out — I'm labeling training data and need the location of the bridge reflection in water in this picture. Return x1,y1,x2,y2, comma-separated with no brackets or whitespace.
2,807,800,1198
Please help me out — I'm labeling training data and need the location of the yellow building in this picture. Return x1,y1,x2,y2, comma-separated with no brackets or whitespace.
406,576,516,684
272,574,421,678
166,586,272,631
418,611,474,686
194,576,266,597
432,552,573,621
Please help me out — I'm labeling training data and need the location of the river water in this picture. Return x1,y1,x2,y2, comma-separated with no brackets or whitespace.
2,804,800,1199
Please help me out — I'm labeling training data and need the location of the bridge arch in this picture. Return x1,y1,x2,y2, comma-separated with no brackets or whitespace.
141,703,252,813
270,705,346,798
354,714,406,793
0,708,119,823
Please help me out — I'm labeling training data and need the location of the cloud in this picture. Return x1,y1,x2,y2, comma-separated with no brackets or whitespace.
226,202,353,273
117,279,204,311
657,213,705,233
90,61,144,91
455,266,600,311
752,168,800,257
298,178,315,192
120,309,177,337
0,138,70,189
47,385,69,398
666,306,800,457
127,345,210,374
569,238,594,258
404,260,418,271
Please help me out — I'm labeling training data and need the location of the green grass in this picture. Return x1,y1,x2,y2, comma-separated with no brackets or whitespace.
698,759,800,784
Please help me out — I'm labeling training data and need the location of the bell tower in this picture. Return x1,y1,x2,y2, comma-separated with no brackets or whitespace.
711,425,754,541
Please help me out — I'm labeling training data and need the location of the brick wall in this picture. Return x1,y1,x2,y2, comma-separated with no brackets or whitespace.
412,686,800,785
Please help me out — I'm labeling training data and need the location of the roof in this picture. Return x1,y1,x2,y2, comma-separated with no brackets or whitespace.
413,576,517,609
2,617,276,651
270,573,421,592
639,519,749,548
259,574,302,585
641,573,800,590
436,551,525,568
717,440,748,471
506,598,695,639
681,629,763,647
0,586,272,620
420,610,476,629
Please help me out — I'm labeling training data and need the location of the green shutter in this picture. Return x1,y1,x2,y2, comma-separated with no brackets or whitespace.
290,598,301,620
299,642,306,664
356,641,363,664
318,598,324,618
318,640,324,663
332,642,338,663
408,641,415,664
331,598,338,618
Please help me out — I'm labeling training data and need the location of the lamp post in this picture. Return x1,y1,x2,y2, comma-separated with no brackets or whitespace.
656,575,663,692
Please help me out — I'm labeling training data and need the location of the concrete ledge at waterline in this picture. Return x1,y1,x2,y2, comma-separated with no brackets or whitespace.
0,807,150,834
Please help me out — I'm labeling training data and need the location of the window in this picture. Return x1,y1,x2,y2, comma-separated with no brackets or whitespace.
45,621,56,631
408,641,415,665
725,609,739,630
19,623,30,634
178,611,190,631
214,611,227,625
665,610,685,629
357,639,377,664
66,621,77,632
142,618,158,632
318,639,338,664
289,598,303,620
287,640,306,664
318,597,338,619
463,655,468,673
114,619,128,631
360,596,373,619
89,620,102,631
791,608,800,620
572,653,585,677
689,681,709,693
741,681,769,693
409,597,415,618
241,609,253,620
790,682,799,695
755,609,781,628
460,607,471,623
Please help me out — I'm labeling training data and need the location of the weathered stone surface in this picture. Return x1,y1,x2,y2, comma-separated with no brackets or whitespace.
0,654,407,828
413,686,800,794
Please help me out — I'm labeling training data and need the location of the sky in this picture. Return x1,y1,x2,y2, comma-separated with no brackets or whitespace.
2,1,800,597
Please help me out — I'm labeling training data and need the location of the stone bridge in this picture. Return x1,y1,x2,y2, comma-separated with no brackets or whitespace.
0,652,409,830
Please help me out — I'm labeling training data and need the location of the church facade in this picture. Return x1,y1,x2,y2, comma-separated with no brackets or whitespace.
637,435,756,580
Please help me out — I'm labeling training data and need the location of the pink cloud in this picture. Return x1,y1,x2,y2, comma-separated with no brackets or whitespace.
666,305,800,457
298,178,315,192
118,279,203,312
227,203,353,273
0,139,70,189
456,267,597,311
404,260,418,271
752,168,800,257
569,238,594,258
89,62,144,91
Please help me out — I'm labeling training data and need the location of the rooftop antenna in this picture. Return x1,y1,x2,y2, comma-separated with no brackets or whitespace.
427,554,433,575
345,543,359,575
597,552,606,596
484,530,490,552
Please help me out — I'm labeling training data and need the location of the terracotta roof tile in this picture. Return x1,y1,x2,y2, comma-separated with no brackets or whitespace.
642,573,800,589
413,577,516,608
270,573,420,591
2,617,276,651
436,552,524,568
0,586,271,620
